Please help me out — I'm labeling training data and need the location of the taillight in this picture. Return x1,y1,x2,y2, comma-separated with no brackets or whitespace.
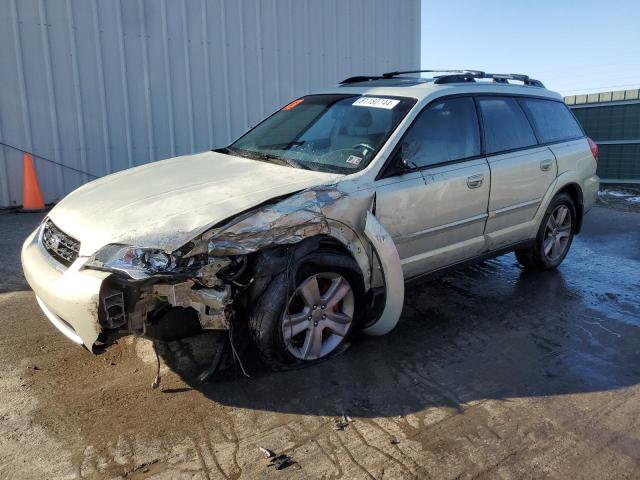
587,137,599,163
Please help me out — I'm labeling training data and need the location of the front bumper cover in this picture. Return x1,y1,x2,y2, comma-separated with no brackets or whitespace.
21,226,111,349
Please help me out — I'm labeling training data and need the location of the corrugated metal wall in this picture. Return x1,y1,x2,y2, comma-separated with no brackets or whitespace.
0,0,420,208
566,89,640,183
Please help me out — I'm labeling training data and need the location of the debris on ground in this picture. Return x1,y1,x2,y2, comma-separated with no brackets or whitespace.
267,454,295,470
259,446,276,459
259,447,295,470
390,438,400,445
334,414,354,431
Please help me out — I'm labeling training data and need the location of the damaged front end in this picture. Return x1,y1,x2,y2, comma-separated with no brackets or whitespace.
88,184,404,366
90,252,244,345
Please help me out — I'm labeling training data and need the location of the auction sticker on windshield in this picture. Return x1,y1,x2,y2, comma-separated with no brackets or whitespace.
353,97,400,109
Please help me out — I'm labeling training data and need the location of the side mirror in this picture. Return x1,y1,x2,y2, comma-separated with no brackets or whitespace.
399,141,416,171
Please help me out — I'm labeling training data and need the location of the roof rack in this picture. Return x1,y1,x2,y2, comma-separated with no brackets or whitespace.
381,69,484,78
339,70,481,84
434,71,544,87
340,69,545,88
339,75,385,84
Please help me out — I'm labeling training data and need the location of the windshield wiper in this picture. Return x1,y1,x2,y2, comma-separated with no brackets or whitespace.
259,153,311,170
226,147,310,170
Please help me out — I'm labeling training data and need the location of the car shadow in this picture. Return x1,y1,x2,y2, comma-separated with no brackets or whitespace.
157,252,640,418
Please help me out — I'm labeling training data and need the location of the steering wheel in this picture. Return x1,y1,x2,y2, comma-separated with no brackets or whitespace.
352,143,375,156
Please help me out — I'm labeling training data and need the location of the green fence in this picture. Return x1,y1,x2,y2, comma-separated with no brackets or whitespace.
566,89,640,183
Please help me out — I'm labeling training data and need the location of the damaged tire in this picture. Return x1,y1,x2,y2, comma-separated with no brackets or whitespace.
249,250,364,366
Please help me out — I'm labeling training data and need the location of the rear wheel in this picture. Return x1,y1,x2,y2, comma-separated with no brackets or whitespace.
515,193,576,271
248,251,364,366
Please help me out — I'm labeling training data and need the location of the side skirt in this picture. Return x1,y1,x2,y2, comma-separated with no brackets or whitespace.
405,240,534,285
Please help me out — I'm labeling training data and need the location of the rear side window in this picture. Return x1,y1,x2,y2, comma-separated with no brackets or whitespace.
478,97,537,154
401,97,480,168
520,98,584,143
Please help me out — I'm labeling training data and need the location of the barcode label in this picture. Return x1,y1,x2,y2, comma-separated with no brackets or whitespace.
352,97,400,109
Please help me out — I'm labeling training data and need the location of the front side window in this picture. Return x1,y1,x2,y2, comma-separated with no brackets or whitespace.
228,94,415,174
478,97,537,154
400,97,481,169
520,98,584,143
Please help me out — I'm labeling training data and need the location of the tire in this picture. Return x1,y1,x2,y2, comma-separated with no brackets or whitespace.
248,250,364,366
515,192,576,271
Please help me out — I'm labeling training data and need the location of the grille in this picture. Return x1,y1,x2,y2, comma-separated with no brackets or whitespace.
42,219,80,267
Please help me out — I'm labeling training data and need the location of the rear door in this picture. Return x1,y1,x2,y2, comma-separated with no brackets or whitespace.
375,96,490,279
518,97,587,175
477,96,557,249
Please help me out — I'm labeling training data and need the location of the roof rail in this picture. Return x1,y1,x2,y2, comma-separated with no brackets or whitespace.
339,75,385,84
434,71,545,88
381,69,484,78
340,70,545,88
340,70,484,84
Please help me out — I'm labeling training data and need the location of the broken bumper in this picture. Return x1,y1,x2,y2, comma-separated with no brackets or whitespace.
21,226,111,349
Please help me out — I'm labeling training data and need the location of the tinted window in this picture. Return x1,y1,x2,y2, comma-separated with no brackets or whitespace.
478,97,537,154
401,97,480,168
520,98,584,143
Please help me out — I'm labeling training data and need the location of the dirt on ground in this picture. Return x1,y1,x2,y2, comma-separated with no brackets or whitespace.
1,198,639,479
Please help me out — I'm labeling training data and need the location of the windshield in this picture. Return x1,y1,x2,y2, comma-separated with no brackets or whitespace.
228,94,416,174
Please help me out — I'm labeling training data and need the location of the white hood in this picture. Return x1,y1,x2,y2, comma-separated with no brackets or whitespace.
48,151,341,256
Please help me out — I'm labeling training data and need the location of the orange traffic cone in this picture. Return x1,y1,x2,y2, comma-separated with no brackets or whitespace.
21,153,46,211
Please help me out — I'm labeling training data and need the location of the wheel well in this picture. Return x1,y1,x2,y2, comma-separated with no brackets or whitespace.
557,183,584,234
238,235,363,315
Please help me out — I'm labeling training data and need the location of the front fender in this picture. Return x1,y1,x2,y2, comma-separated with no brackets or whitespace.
362,211,404,336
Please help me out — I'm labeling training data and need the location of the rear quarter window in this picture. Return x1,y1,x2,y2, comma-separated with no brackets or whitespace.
520,98,584,143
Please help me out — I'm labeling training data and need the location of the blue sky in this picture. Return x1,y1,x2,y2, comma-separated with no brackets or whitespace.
421,0,640,96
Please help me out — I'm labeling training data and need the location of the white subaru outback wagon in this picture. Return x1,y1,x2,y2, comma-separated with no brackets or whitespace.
22,70,599,368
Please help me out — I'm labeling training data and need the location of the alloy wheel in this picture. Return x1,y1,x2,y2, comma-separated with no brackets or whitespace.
543,204,572,261
281,272,354,360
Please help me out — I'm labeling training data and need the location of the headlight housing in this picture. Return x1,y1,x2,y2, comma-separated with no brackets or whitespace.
84,244,178,280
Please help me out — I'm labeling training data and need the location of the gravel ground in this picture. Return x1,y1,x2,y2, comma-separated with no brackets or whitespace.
1,201,639,479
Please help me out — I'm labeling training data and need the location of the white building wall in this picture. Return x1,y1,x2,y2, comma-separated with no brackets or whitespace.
0,0,420,207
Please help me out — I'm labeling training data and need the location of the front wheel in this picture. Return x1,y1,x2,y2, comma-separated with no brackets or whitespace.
248,251,364,366
515,192,576,271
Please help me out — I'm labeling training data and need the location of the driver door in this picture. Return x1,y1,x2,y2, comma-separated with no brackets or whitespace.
375,96,490,279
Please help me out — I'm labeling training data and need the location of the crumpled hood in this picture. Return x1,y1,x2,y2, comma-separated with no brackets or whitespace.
48,151,341,256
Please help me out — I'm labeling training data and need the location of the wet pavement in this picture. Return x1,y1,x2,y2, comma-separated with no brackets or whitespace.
1,199,639,479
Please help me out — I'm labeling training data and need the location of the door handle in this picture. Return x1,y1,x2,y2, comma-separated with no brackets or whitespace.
540,159,554,172
466,173,484,189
